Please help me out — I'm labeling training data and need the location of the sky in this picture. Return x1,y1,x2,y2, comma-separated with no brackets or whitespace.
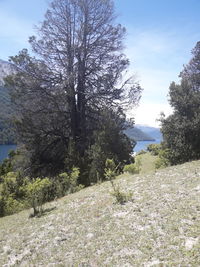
0,0,200,127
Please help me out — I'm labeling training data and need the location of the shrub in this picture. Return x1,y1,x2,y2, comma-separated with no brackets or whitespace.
0,196,5,217
26,178,52,216
105,158,133,204
55,167,83,197
111,185,133,204
123,160,141,174
0,167,85,217
155,149,170,169
137,149,146,155
0,172,29,216
3,196,24,216
104,159,117,181
147,143,162,156
1,172,17,197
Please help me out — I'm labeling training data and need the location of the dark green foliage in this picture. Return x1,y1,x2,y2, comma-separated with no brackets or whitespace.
161,42,200,165
155,148,170,169
0,196,5,216
0,150,15,176
5,0,141,185
88,109,134,184
0,86,16,144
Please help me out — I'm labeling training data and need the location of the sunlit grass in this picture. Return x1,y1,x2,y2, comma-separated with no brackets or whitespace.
0,160,200,265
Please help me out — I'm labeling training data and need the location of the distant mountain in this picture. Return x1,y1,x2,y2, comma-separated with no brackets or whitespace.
124,127,155,142
135,125,163,141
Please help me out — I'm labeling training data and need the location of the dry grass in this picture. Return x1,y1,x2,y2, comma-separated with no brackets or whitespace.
0,160,200,266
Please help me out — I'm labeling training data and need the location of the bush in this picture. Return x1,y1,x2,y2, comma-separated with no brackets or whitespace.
0,196,5,217
105,158,133,204
55,167,83,197
155,149,170,169
104,159,117,181
2,196,24,216
147,143,162,156
0,166,86,217
0,172,28,217
1,172,17,197
123,159,141,174
137,149,146,155
111,185,133,204
26,178,52,216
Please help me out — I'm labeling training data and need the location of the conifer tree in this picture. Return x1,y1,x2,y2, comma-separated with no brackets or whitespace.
6,0,141,182
161,42,200,164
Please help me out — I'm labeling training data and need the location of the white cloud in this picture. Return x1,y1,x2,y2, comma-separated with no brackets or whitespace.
128,101,173,127
123,29,188,127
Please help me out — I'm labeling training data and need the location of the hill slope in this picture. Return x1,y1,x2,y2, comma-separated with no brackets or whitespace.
0,161,200,265
136,124,163,141
124,127,155,141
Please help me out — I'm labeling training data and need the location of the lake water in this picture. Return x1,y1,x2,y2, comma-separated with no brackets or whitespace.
0,140,161,163
0,145,17,163
134,140,161,153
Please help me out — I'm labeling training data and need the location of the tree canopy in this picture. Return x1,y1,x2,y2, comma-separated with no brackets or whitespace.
161,41,200,165
5,0,142,184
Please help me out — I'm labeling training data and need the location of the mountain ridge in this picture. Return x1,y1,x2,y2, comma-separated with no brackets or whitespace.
124,126,155,141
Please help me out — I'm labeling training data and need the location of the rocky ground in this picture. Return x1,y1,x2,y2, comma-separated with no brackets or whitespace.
0,160,200,266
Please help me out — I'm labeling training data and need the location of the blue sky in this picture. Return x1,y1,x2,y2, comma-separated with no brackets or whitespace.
0,0,200,126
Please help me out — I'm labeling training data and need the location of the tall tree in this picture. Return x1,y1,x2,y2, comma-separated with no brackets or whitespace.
161,42,200,165
6,0,141,182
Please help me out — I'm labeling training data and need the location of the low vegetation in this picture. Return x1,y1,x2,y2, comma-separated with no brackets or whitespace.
0,159,200,265
123,159,141,175
0,164,83,217
105,159,133,204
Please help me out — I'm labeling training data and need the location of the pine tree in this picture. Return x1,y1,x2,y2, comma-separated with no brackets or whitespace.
6,0,141,182
161,42,200,164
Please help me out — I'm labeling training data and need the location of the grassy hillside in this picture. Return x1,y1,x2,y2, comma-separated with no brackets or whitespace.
0,160,200,266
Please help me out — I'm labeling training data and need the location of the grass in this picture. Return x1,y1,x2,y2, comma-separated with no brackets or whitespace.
0,160,200,266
